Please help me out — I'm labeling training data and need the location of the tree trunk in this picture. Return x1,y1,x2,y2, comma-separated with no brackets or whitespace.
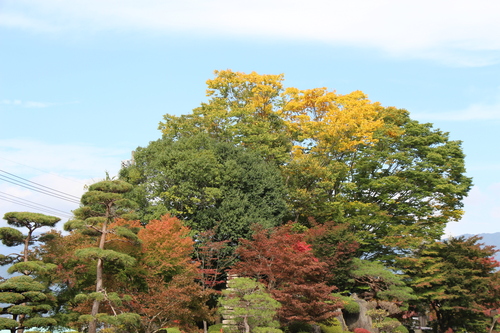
89,210,109,333
243,315,250,333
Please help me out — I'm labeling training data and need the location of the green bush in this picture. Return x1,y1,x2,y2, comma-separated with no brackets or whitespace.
319,318,343,333
332,293,360,314
393,324,408,333
254,327,284,333
287,321,312,333
208,323,223,332
165,327,181,333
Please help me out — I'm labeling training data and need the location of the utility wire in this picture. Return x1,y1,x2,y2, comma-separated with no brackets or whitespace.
0,196,73,219
0,191,74,218
0,156,87,185
0,169,80,200
0,171,80,204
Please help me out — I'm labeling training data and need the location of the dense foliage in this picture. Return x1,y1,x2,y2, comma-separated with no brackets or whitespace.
2,70,495,333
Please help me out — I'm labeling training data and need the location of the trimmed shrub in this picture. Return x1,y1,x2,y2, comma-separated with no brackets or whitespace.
287,322,312,333
254,327,284,333
332,293,360,314
393,324,408,333
319,318,343,333
165,327,182,333
208,323,223,332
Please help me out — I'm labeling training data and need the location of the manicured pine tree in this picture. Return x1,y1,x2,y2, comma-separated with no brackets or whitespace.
64,179,140,333
0,212,60,333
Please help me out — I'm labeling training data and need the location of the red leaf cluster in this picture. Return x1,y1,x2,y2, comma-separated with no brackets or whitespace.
231,224,341,324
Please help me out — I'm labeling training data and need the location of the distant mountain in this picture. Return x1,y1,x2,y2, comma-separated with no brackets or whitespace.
460,232,500,261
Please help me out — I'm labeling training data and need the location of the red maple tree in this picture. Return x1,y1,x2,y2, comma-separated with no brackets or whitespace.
231,224,341,324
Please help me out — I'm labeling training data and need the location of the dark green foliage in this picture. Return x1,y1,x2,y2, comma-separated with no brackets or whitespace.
319,318,343,333
0,292,25,303
0,275,56,330
62,179,140,333
219,278,281,333
0,318,20,330
0,212,60,332
332,294,360,314
7,261,56,275
393,323,408,333
287,321,313,333
340,110,472,259
399,235,500,333
120,134,287,241
350,259,415,303
3,212,60,229
208,323,223,332
74,247,136,266
306,221,359,290
0,227,24,247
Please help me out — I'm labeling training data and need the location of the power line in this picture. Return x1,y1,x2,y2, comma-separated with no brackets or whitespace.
0,191,74,218
0,196,73,219
0,170,81,204
0,169,80,200
0,156,87,185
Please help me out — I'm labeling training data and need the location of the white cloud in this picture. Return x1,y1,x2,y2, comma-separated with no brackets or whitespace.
0,139,133,229
414,100,500,121
1,99,52,108
2,0,500,65
0,99,79,108
445,184,500,236
0,138,130,179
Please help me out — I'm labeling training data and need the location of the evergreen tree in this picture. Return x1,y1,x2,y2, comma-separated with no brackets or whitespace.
0,212,60,333
64,179,140,333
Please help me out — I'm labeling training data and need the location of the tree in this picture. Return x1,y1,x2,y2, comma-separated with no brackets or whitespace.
305,220,359,290
120,134,287,242
127,215,213,333
231,224,341,325
159,70,292,165
219,277,282,333
155,70,472,259
338,108,472,259
64,179,140,333
0,212,60,333
399,236,500,333
350,258,415,304
193,229,237,333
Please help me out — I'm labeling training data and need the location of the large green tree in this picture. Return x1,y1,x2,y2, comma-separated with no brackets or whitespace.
64,179,140,333
399,236,500,333
120,134,287,242
155,70,471,259
0,212,60,333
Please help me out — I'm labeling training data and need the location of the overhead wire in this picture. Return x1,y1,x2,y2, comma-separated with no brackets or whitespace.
0,196,73,219
0,169,81,204
0,191,74,219
0,156,87,186
0,162,82,219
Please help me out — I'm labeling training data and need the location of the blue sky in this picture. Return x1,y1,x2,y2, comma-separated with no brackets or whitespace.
1,0,500,236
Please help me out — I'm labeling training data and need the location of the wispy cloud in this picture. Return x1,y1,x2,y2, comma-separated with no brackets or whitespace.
414,101,500,121
0,99,78,108
2,0,500,66
0,139,131,179
0,139,133,226
1,99,53,108
445,184,500,236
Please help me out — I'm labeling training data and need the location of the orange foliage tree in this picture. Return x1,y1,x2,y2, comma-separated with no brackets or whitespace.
129,215,214,333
